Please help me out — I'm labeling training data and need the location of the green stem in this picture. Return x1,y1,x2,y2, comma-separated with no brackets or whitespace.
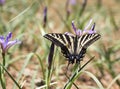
2,52,5,67
64,57,94,89
0,52,6,89
46,69,51,89
0,67,6,89
0,64,22,89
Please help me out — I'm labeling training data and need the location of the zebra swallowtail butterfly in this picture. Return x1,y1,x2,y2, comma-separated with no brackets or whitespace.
44,33,101,64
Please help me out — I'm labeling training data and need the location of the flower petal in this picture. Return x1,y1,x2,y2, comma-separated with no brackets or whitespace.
6,40,21,51
69,0,76,5
72,21,77,34
0,36,5,43
83,29,88,34
87,23,96,34
91,23,95,31
0,0,5,5
5,32,12,44
76,29,82,36
84,19,93,30
71,20,97,36
0,36,6,50
88,30,96,34
2,32,12,50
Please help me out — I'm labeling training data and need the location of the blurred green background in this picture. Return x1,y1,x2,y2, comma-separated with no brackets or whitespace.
0,0,120,89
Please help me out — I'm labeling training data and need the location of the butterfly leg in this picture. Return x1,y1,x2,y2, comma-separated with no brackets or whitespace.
66,61,70,72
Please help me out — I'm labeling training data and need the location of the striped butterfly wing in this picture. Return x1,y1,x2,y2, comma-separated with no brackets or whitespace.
79,33,101,48
76,33,101,61
44,33,75,59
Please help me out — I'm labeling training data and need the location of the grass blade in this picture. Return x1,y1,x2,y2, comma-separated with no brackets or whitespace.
84,71,104,89
0,64,21,89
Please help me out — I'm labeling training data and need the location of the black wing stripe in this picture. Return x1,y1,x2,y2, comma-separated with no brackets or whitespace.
59,34,66,44
80,34,88,46
78,47,86,60
51,33,55,37
88,34,92,38
80,34,85,43
74,36,78,52
65,35,71,46
56,34,59,38
82,34,90,44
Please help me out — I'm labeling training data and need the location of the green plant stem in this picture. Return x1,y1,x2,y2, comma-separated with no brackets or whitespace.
35,53,45,79
2,52,5,67
64,57,94,89
0,52,6,89
0,67,6,89
46,69,51,89
0,64,22,89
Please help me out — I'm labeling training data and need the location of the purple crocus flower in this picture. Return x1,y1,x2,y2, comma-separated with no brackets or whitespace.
65,19,97,36
0,0,5,5
0,32,21,53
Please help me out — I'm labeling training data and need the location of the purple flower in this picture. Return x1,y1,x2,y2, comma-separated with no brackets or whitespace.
69,0,76,5
43,6,47,27
0,32,21,53
43,6,47,18
65,19,97,36
0,0,5,5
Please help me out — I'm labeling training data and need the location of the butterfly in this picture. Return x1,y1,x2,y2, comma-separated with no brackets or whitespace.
44,33,101,64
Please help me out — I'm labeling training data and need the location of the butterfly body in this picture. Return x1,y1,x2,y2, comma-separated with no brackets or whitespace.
44,33,101,64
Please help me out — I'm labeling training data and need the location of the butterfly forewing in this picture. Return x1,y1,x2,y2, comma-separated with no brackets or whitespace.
75,33,100,61
80,33,101,48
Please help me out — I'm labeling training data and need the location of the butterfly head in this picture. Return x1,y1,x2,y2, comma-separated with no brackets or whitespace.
69,55,75,64
68,53,85,64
